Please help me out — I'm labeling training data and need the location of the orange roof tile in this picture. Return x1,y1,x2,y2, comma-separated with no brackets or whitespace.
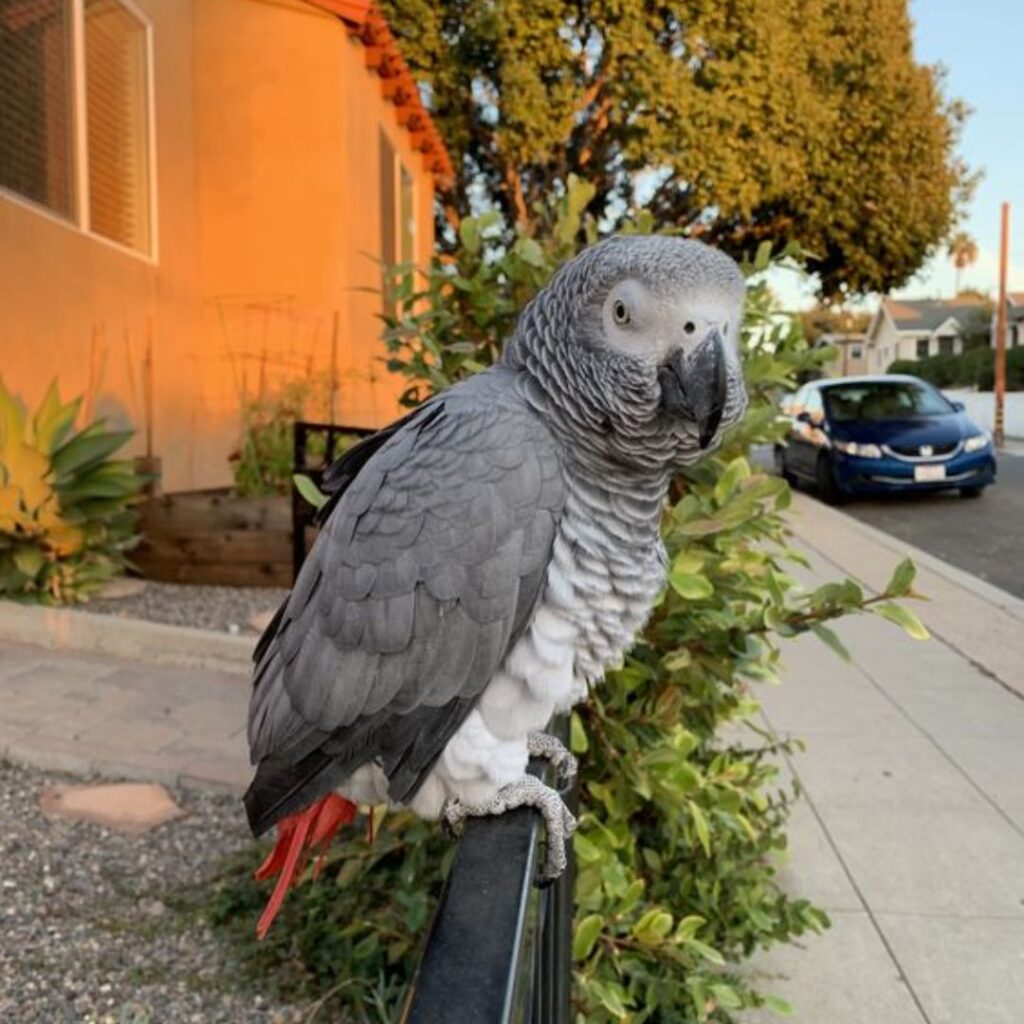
306,0,455,189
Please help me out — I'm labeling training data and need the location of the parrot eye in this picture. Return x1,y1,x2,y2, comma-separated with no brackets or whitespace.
683,321,696,334
612,299,632,326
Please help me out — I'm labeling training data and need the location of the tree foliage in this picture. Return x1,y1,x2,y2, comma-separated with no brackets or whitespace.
209,187,929,1022
381,0,973,298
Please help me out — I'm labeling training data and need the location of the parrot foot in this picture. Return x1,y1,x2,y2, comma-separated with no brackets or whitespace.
441,775,577,881
527,731,578,793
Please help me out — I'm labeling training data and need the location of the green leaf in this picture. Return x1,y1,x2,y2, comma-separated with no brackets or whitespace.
873,602,930,640
668,572,714,601
572,913,603,960
13,545,45,578
884,557,917,597
50,425,133,480
811,623,851,661
710,983,743,1010
569,711,589,754
293,473,328,510
688,800,711,856
764,994,794,1016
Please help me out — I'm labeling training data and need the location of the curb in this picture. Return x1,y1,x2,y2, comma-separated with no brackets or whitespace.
0,600,253,675
792,493,1024,622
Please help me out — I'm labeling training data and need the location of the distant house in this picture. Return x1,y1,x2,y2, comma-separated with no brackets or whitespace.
864,299,989,373
815,332,869,377
0,0,452,492
994,293,1024,351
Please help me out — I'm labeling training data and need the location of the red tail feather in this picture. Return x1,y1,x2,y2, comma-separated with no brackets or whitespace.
254,794,358,939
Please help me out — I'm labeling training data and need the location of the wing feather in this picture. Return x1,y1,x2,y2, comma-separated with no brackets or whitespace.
244,373,564,835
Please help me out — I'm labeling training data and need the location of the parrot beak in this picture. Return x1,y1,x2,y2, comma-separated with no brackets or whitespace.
658,329,729,448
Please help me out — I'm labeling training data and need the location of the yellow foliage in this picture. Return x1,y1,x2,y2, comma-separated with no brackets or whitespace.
0,380,81,553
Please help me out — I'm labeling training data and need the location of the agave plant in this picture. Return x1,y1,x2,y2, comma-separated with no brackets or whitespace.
0,379,146,604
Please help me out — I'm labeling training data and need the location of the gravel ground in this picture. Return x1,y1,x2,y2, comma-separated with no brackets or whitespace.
0,759,305,1023
78,582,289,636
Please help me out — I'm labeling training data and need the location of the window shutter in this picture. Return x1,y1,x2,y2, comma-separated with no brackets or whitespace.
0,0,74,217
84,0,150,253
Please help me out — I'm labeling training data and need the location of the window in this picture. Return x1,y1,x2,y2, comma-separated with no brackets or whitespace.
916,337,929,359
399,164,415,266
824,381,952,422
85,0,151,252
379,130,397,316
0,0,75,217
0,0,154,257
937,334,955,357
379,130,415,316
850,346,863,360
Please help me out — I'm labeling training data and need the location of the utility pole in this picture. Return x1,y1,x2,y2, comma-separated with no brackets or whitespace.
994,203,1010,448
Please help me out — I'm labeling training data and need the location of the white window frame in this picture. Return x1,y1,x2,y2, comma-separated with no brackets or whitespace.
0,0,158,263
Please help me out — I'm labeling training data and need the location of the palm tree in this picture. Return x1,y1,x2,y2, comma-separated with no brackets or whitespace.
948,231,979,296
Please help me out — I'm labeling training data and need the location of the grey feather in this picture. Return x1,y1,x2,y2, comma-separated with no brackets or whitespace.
245,374,565,834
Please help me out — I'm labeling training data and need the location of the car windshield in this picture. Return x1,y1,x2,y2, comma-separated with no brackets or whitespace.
822,381,952,422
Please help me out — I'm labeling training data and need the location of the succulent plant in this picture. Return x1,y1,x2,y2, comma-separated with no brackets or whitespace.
0,379,146,604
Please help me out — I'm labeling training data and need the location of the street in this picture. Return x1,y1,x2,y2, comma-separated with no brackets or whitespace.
837,449,1024,599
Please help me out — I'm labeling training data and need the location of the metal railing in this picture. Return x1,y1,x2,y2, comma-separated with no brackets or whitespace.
401,757,576,1024
291,420,374,579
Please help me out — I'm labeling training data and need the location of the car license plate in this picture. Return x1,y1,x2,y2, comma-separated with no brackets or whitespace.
914,464,946,482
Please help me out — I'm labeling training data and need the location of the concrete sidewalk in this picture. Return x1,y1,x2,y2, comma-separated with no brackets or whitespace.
1,491,1023,1021
0,641,251,791
747,492,1024,1023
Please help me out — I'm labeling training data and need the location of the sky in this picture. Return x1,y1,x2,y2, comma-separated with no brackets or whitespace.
770,0,1024,311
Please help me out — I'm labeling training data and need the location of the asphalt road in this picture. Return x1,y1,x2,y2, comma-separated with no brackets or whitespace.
820,450,1024,599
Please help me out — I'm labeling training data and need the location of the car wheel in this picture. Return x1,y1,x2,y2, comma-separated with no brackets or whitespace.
773,446,796,485
816,454,845,505
959,486,984,499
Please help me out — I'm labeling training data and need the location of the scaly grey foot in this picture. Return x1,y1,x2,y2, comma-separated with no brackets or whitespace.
441,774,577,880
527,730,578,792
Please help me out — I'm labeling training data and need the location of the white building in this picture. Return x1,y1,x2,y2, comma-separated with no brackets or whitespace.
864,299,989,373
993,292,1024,351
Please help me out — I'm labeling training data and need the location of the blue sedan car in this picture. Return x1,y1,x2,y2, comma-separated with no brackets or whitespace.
775,375,997,503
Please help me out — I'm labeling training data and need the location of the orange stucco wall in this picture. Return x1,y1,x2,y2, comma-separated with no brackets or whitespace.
0,0,436,492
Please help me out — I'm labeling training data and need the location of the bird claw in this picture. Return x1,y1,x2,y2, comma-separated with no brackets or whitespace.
527,731,578,794
440,774,576,882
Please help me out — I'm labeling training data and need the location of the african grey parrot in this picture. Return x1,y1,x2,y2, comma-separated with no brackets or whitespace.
244,235,747,936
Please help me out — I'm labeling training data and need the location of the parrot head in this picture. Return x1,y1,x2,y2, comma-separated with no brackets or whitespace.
506,235,748,469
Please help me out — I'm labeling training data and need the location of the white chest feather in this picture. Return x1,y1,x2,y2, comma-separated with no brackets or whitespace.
392,493,665,818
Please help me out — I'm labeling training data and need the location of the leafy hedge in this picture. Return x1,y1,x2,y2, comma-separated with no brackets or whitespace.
889,345,1024,391
208,181,927,1022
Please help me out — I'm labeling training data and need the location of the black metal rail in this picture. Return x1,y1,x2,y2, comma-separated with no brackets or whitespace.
401,757,575,1024
291,420,374,579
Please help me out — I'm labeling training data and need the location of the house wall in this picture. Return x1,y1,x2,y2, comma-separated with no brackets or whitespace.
868,316,902,372
0,0,437,493
0,0,201,477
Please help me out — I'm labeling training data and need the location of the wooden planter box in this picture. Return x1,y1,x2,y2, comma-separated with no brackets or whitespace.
134,489,293,588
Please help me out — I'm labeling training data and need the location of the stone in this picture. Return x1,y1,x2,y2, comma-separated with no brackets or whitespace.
247,609,277,633
39,782,186,835
96,577,147,600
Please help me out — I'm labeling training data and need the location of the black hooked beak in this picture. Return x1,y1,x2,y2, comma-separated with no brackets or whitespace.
657,329,729,449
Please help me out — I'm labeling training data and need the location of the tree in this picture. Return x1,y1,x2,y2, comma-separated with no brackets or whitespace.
948,231,979,296
798,306,871,346
381,0,974,299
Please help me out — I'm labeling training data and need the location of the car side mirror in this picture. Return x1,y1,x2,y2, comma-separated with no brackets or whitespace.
951,400,965,412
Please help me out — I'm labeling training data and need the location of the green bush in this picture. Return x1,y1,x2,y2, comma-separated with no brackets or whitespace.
889,345,1023,391
0,379,144,604
230,376,360,497
208,185,926,1022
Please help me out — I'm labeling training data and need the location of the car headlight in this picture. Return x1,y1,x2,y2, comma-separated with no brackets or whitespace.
833,440,883,459
963,433,990,453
